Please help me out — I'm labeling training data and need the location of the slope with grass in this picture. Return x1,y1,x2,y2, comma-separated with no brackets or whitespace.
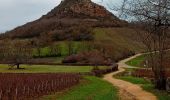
41,76,119,100
94,27,145,61
94,27,145,52
125,54,146,67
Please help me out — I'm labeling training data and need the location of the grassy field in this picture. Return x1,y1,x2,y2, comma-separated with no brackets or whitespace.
118,76,150,84
33,41,83,57
0,64,109,73
126,54,146,67
41,76,119,100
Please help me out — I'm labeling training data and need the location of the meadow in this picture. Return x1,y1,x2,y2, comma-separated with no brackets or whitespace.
0,64,109,73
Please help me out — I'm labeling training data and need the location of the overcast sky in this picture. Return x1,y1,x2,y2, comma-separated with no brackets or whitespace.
0,0,121,33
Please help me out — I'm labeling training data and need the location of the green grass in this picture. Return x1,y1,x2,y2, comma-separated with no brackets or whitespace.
117,75,170,100
118,76,150,84
143,84,170,100
33,41,91,57
0,64,109,73
126,54,146,67
41,76,119,100
125,68,136,72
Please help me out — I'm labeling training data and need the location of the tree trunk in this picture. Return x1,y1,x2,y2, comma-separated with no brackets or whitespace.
37,48,41,57
16,64,20,69
155,76,166,90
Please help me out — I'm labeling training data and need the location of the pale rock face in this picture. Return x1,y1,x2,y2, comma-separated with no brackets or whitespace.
69,1,111,18
46,0,117,19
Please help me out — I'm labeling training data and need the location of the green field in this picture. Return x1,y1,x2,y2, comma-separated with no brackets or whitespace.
118,76,150,84
33,41,84,57
41,76,119,100
0,64,109,73
126,54,146,67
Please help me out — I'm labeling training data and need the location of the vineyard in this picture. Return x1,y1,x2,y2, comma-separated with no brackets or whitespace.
132,69,154,78
132,69,170,78
0,73,80,100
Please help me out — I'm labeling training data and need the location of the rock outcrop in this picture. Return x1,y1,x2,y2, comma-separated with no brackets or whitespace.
45,0,117,19
3,0,127,39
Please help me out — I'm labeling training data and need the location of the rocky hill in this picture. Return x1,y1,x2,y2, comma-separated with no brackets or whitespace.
2,0,127,39
46,0,118,19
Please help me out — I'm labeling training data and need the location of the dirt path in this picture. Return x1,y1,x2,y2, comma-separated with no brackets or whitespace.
103,54,157,100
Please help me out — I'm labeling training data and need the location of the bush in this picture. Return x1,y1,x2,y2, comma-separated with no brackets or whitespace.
62,50,113,65
50,25,94,41
62,54,81,63
91,64,118,77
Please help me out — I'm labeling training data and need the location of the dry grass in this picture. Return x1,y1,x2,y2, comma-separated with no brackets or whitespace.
93,27,145,61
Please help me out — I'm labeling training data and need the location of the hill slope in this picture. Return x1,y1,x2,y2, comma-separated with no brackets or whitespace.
0,0,145,62
3,0,127,39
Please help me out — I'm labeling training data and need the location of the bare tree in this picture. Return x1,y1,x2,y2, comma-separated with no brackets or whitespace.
88,50,105,70
0,40,33,69
107,0,170,89
66,41,75,56
49,43,61,57
33,33,52,57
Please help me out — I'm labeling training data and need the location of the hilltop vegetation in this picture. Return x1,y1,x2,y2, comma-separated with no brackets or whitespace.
0,0,144,66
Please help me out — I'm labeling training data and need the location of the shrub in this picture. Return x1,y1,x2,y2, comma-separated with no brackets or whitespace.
62,50,112,66
91,64,118,77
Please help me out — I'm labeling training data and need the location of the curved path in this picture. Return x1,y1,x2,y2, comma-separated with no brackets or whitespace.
103,54,157,100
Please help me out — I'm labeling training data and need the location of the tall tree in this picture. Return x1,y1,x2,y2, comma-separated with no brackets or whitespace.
0,40,33,69
49,43,61,57
66,41,75,56
108,0,170,89
33,33,52,57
